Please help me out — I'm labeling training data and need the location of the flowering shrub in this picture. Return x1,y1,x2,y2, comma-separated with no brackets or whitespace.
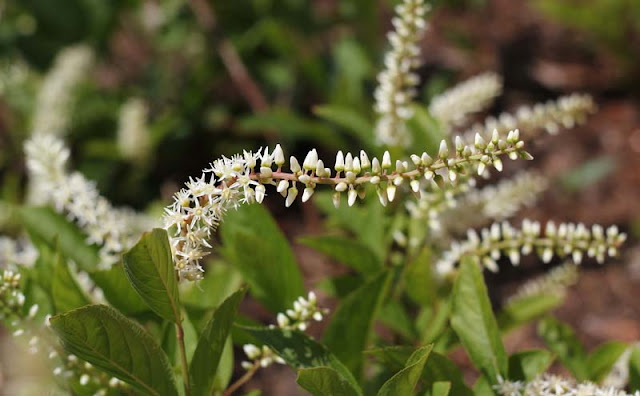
1,1,639,395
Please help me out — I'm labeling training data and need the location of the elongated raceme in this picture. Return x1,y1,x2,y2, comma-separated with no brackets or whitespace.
164,131,530,280
240,291,327,371
494,374,639,396
24,134,156,268
436,219,626,275
506,262,578,303
31,45,93,137
462,93,596,144
0,237,38,269
429,72,503,129
374,0,429,147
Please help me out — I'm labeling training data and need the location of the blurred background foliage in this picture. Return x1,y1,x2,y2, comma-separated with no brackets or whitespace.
1,0,639,219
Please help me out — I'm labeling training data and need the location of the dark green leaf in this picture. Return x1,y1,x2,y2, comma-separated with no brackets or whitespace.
377,345,432,396
422,352,473,396
298,235,382,274
122,229,180,323
212,337,234,392
508,350,554,382
379,301,417,341
52,253,91,312
324,270,391,378
242,326,362,395
364,346,414,372
49,304,178,396
538,317,588,381
221,204,304,313
313,105,373,144
297,367,361,396
587,341,627,383
451,257,507,383
191,287,246,396
19,206,100,271
313,192,387,262
89,264,149,316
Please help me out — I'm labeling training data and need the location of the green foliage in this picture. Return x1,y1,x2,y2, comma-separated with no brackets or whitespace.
221,204,305,314
190,287,246,396
297,367,362,396
242,326,362,395
50,304,179,396
123,228,181,323
299,235,383,274
508,350,554,382
377,345,432,396
323,270,391,378
89,264,150,316
451,257,508,384
630,346,640,391
19,206,100,271
52,252,91,312
587,341,628,383
538,317,588,380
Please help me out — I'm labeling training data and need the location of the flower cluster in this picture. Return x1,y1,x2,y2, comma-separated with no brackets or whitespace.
24,134,155,268
468,171,548,221
241,292,327,370
164,133,530,279
117,97,151,162
429,72,503,129
507,262,579,303
437,219,626,275
31,45,93,136
0,270,28,320
0,236,38,268
374,0,429,147
494,374,639,396
463,94,596,144
50,352,125,395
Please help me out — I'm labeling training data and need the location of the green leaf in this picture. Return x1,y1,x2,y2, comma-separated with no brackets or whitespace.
221,204,304,313
431,382,452,396
190,287,246,396
405,247,436,307
19,206,100,271
587,341,627,383
297,367,361,396
498,294,564,333
379,301,418,341
472,375,495,396
49,304,178,396
313,105,373,145
298,235,382,274
89,264,150,316
538,317,588,380
406,104,446,155
364,346,414,371
242,326,362,395
630,346,640,391
324,270,391,378
180,261,243,310
422,352,473,396
313,192,387,262
450,257,507,383
508,350,554,382
377,345,432,396
122,229,180,323
52,253,91,313
212,337,234,392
